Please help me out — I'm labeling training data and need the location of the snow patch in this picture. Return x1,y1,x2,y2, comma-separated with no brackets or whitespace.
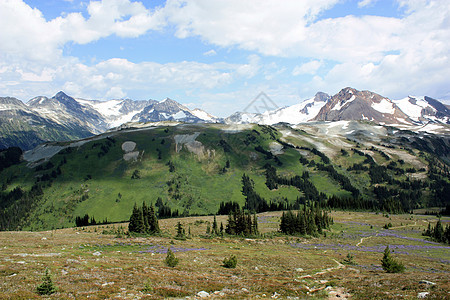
191,109,214,121
372,98,395,114
332,95,355,111
269,142,284,155
393,96,435,122
172,111,187,119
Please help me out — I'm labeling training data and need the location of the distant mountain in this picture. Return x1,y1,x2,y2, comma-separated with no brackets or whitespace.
76,98,156,129
0,95,94,150
225,92,330,125
313,87,412,125
392,96,450,124
0,92,220,150
131,98,221,124
28,91,107,134
1,88,448,150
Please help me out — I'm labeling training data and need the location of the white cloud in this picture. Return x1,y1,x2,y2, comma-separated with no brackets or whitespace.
203,49,217,56
164,0,341,56
0,0,165,62
1,0,449,114
358,0,379,8
106,86,126,99
292,60,322,75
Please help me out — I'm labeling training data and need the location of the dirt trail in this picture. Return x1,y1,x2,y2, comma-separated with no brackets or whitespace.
389,221,417,230
298,259,351,299
356,235,373,247
299,258,344,279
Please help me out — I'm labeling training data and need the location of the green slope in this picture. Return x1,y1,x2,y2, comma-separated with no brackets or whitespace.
0,122,449,231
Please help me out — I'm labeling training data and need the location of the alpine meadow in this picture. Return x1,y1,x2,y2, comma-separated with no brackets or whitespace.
1,0,450,299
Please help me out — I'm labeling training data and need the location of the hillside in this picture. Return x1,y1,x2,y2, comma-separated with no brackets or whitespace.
1,121,449,231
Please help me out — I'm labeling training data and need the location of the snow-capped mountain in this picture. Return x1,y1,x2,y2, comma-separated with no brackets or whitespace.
76,98,156,129
225,92,330,125
131,98,221,124
1,88,449,151
28,92,107,134
0,95,94,150
313,87,412,125
0,91,221,149
393,96,450,124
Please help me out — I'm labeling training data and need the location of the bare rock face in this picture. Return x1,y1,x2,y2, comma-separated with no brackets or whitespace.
313,87,412,124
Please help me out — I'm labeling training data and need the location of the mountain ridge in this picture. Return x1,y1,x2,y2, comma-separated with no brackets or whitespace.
1,87,449,150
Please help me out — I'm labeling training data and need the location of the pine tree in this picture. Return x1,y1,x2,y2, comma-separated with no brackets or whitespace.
142,201,150,233
225,208,258,236
212,215,218,235
252,213,258,235
129,203,144,233
381,246,405,273
176,221,186,239
36,268,57,295
433,220,444,242
148,204,160,234
165,248,179,267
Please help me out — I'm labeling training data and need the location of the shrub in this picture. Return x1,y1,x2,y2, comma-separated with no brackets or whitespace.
343,253,355,265
222,255,237,268
36,268,57,295
165,248,179,268
381,246,405,273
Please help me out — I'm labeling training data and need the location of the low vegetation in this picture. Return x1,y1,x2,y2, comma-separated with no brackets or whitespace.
0,211,448,299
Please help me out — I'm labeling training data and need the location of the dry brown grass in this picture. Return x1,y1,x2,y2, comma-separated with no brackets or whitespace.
0,211,449,299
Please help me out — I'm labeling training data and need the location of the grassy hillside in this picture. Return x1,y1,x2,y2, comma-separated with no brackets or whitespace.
0,122,449,231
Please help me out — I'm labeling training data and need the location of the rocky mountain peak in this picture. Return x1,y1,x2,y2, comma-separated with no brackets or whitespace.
313,92,330,102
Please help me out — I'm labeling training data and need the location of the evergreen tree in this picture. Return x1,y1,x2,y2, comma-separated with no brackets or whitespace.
279,203,332,236
142,201,150,233
212,215,218,235
128,202,160,234
147,204,160,234
176,221,186,239
225,208,258,236
36,268,57,295
165,248,179,267
381,246,405,273
129,203,143,233
252,213,258,235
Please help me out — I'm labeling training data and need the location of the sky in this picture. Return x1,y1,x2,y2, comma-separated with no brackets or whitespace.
1,0,449,117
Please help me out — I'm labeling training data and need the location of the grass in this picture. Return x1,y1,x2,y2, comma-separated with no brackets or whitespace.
1,123,446,232
0,211,448,299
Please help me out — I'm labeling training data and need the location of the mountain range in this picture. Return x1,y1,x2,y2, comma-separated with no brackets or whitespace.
1,87,449,150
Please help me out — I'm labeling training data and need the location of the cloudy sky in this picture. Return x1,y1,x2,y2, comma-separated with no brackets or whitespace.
1,0,449,117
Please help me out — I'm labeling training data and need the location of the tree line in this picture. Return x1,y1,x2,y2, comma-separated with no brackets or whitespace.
128,202,160,234
279,202,332,236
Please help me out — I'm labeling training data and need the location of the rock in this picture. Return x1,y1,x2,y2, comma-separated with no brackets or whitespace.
271,292,280,298
197,291,210,298
419,280,436,285
295,268,304,272
417,292,429,298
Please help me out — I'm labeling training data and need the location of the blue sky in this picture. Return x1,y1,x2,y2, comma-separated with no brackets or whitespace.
1,0,449,117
